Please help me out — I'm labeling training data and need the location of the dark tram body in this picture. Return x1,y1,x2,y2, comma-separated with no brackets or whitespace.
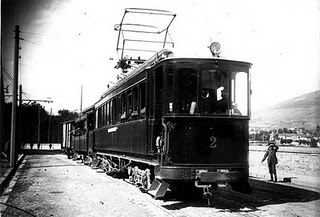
62,8,252,198
61,120,75,152
72,106,95,155
95,55,251,197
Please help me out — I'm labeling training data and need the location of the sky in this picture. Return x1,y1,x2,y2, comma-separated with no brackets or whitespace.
2,0,320,114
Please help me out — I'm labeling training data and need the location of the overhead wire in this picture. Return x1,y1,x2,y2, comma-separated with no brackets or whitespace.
2,59,31,99
20,31,58,39
19,38,42,47
2,4,32,100
2,65,13,80
2,66,14,88
3,71,13,83
18,55,31,100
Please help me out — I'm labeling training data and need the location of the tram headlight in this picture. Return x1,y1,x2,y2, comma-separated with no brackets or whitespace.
209,42,221,57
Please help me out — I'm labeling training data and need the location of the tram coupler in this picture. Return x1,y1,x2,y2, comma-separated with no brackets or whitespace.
195,180,213,196
195,180,213,205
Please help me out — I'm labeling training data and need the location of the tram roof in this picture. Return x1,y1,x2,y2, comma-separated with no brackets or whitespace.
94,54,252,107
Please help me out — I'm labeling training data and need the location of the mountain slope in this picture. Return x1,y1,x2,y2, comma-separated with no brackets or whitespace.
250,90,320,130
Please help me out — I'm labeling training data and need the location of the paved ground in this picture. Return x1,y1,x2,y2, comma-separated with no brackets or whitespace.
1,154,173,217
1,153,320,217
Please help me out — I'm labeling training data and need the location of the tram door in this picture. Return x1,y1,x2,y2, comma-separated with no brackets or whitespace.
149,66,164,154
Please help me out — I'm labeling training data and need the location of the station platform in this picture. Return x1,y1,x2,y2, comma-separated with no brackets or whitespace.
1,148,63,195
0,154,25,195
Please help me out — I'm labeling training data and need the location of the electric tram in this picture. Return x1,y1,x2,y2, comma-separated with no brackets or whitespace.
63,8,252,198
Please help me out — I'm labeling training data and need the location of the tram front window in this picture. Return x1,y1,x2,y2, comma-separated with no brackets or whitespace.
177,67,198,114
200,68,249,116
231,71,249,116
201,68,229,114
165,62,249,116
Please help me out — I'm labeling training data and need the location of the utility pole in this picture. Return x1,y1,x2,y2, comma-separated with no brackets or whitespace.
19,85,22,106
37,104,41,148
0,64,4,151
10,25,20,167
18,85,22,147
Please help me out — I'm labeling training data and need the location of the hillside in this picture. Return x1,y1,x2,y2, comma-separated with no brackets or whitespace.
250,90,320,130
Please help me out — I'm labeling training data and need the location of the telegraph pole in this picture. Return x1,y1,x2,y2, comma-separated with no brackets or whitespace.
0,64,4,150
37,104,41,147
18,85,22,147
10,25,20,167
19,85,22,106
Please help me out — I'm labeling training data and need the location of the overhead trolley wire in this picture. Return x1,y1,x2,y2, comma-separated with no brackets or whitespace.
20,31,58,39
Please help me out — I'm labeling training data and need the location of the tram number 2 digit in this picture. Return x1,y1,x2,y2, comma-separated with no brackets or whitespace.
210,136,217,148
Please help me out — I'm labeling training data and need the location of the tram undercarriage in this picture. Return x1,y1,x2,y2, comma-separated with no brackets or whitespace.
88,151,251,199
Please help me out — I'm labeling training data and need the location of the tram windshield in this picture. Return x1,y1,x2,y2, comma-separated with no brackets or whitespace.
165,62,249,116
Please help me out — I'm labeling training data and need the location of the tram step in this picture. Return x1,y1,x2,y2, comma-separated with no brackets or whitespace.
148,179,170,199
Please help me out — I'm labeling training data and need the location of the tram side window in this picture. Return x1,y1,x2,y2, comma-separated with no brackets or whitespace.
104,103,107,126
166,64,174,113
127,90,132,121
95,110,99,128
132,87,138,120
117,96,121,123
88,113,94,130
112,98,117,124
106,101,110,125
100,105,103,126
139,83,146,119
120,93,127,122
109,100,113,125
155,66,163,113
76,119,86,135
83,119,87,133
102,104,106,126
98,107,102,128
101,105,104,126
108,101,112,125
75,122,79,135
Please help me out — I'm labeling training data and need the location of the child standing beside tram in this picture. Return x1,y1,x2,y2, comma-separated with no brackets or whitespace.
261,141,279,182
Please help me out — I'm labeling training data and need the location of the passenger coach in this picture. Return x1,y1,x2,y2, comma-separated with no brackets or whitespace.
72,106,95,156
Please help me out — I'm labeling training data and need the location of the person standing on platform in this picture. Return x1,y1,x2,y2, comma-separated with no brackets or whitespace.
261,141,279,182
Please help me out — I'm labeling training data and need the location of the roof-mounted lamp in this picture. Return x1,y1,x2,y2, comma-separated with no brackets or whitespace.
209,42,221,57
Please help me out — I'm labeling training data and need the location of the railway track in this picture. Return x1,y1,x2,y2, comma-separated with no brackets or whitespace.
140,187,265,217
124,176,320,217
122,177,262,216
2,155,319,217
206,188,265,217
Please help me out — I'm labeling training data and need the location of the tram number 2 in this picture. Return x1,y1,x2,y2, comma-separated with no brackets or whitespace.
210,136,217,148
